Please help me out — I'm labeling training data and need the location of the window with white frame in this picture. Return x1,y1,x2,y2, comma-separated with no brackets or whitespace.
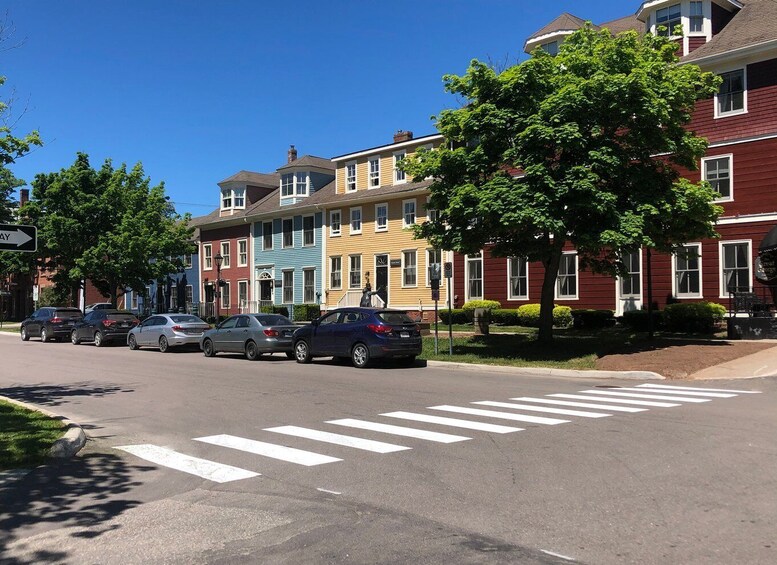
330,210,341,237
557,252,578,298
619,251,641,297
184,253,193,269
703,155,732,200
282,270,294,303
262,222,273,250
233,188,245,208
346,162,357,192
467,253,483,300
350,207,362,234
281,173,294,197
369,157,380,188
303,269,315,303
282,218,294,248
426,200,439,223
220,242,230,268
656,3,681,36
221,190,232,209
689,1,703,33
330,256,342,289
427,249,443,287
508,257,528,299
238,280,248,307
403,199,416,228
717,69,745,116
375,203,388,232
302,215,315,246
393,151,406,183
295,172,308,196
186,285,193,305
237,239,248,267
540,41,558,55
349,255,362,288
131,291,138,310
221,282,230,309
403,250,417,287
721,241,751,295
674,244,701,297
171,286,178,310
203,244,212,270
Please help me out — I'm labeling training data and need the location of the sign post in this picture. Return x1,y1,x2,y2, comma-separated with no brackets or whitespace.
444,261,453,355
429,262,441,354
0,224,37,252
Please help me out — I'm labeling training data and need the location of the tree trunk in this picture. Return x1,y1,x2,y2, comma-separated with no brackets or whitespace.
110,280,118,308
538,246,563,343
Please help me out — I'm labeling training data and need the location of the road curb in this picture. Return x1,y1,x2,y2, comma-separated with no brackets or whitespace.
425,360,664,380
0,395,87,459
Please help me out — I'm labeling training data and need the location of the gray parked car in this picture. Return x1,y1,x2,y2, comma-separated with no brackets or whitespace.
200,313,298,360
128,314,210,352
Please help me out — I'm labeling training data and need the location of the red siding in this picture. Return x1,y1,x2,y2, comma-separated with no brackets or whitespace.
200,224,252,315
688,36,706,53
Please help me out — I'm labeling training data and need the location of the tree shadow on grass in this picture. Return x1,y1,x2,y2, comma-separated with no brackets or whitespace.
0,452,154,564
0,382,134,408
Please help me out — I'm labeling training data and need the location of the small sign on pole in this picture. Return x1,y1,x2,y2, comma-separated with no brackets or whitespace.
444,262,453,355
0,224,37,252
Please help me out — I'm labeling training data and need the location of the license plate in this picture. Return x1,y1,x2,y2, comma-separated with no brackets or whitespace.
121,323,129,328
400,331,410,338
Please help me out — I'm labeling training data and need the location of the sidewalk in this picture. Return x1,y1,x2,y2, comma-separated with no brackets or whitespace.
688,343,777,380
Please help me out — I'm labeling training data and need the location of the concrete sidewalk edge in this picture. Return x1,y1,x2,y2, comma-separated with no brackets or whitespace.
425,360,664,380
0,395,86,459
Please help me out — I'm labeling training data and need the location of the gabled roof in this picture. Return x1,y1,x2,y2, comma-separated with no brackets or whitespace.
276,155,335,172
682,0,777,63
218,170,279,188
599,15,642,35
526,12,588,43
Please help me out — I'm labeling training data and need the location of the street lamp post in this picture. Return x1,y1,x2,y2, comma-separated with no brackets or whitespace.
214,252,223,322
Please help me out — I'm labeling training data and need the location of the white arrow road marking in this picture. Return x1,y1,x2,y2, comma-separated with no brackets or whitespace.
115,444,259,483
473,400,611,418
194,434,341,466
0,229,33,247
265,425,411,453
327,418,471,443
512,397,647,413
429,405,569,425
637,383,761,394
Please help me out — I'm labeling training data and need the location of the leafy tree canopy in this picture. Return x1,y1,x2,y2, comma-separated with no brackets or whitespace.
406,25,723,341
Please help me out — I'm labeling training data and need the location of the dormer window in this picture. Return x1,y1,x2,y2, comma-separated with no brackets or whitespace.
280,172,308,199
540,41,558,55
221,190,232,209
346,162,357,192
295,172,308,196
281,173,294,197
656,3,681,36
233,188,245,208
689,1,703,32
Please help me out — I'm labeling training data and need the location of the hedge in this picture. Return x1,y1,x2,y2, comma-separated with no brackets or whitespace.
621,310,664,331
571,309,616,329
259,305,289,318
292,303,321,322
491,309,520,326
438,309,469,325
516,304,573,328
663,302,726,334
461,300,502,312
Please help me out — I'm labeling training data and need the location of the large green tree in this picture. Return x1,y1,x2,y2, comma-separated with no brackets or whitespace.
406,25,723,342
26,153,194,306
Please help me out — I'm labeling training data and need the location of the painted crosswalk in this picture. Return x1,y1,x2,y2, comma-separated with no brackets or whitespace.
115,383,761,483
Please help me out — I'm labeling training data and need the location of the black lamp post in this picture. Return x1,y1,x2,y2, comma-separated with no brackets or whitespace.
214,252,223,321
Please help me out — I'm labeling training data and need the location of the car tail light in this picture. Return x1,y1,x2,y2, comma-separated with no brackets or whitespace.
171,325,184,332
103,319,116,327
263,329,279,337
50,317,63,323
367,323,392,334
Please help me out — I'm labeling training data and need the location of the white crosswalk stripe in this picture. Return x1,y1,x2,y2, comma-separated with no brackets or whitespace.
511,397,647,413
429,405,569,425
326,418,471,443
550,393,680,407
473,400,611,418
115,444,259,483
382,411,524,433
637,383,761,394
194,434,341,466
609,387,736,398
264,425,411,453
577,390,710,403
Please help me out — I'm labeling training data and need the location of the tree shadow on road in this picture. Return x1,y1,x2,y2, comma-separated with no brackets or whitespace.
0,382,134,408
0,451,153,564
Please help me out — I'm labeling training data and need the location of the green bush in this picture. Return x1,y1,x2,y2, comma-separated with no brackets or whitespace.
491,309,520,325
516,304,573,328
439,309,469,325
621,309,664,331
461,300,502,312
554,306,573,328
260,305,289,317
293,304,321,322
571,309,616,329
663,302,726,334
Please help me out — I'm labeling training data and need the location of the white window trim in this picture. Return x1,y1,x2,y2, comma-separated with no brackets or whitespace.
402,198,417,228
203,243,213,271
349,254,362,289
350,206,362,235
184,253,193,269
302,214,315,247
329,210,342,237
280,173,295,198
375,203,388,233
282,217,295,249
714,66,748,119
221,189,233,210
375,253,390,298
237,238,248,267
262,221,273,251
507,257,529,300
330,256,343,290
221,281,231,309
555,251,579,300
425,248,445,288
464,251,484,302
702,153,734,203
295,171,309,197
302,267,316,304
345,160,357,192
719,239,752,298
281,269,295,304
617,249,643,300
672,242,703,299
401,248,418,288
393,150,407,185
232,188,246,210
368,156,381,189
220,241,231,269
237,279,249,306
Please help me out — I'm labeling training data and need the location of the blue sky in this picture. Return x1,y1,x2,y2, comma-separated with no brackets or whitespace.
3,0,628,217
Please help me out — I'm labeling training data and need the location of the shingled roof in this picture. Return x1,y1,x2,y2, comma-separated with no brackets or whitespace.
276,155,335,172
217,170,279,188
526,12,588,43
599,14,642,35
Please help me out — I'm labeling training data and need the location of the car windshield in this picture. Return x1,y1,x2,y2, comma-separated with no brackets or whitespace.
170,315,204,324
54,310,83,319
376,311,416,325
107,313,137,321
253,315,292,326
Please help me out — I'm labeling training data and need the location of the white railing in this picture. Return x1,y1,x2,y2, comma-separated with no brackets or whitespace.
336,291,386,308
240,300,274,313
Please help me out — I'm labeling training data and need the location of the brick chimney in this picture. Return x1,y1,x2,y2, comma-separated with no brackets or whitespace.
287,145,298,164
19,188,29,206
393,130,413,143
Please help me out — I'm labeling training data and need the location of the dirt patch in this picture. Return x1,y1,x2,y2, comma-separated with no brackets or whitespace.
595,339,775,379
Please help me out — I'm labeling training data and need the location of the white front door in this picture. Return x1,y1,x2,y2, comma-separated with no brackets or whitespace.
616,250,643,316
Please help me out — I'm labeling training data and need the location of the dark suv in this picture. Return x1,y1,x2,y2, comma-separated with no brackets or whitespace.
21,307,84,342
71,309,139,347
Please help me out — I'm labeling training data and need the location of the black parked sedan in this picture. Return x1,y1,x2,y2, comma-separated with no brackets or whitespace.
292,308,422,368
200,314,299,360
20,307,84,342
70,309,139,347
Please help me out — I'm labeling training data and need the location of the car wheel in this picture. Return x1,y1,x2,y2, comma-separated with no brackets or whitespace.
202,339,215,357
20,326,29,341
245,340,260,361
294,340,311,364
41,327,50,342
128,334,139,350
71,330,81,345
94,331,105,347
159,335,169,353
351,343,370,369
285,351,295,359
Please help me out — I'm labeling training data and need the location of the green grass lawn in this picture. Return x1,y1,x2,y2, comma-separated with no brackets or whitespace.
0,400,66,470
0,326,20,333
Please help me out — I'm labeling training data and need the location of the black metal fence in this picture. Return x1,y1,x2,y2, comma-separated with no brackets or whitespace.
728,286,777,317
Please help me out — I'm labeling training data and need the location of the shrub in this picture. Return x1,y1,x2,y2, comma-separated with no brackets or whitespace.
663,302,726,334
571,309,616,329
516,304,573,328
491,309,520,326
260,304,289,317
293,303,321,322
461,300,502,312
621,309,664,331
438,309,469,325
553,306,573,328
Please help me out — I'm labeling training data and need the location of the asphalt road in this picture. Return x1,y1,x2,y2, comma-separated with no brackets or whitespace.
1,333,775,564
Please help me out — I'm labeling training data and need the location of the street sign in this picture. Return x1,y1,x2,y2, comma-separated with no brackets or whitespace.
0,224,36,252
431,288,440,301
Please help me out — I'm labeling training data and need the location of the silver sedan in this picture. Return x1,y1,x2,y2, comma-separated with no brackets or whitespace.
200,313,298,360
128,314,211,352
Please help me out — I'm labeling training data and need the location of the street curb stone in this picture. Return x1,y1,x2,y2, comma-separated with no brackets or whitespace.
425,360,665,380
0,395,87,459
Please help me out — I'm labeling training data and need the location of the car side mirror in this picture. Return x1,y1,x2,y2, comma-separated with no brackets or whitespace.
311,317,320,327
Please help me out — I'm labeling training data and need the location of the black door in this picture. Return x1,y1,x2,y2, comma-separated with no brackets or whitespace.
375,255,389,306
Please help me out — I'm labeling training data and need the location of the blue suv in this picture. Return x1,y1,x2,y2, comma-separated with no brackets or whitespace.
292,308,422,368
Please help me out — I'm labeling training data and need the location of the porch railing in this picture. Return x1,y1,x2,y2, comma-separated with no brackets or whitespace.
336,291,386,308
